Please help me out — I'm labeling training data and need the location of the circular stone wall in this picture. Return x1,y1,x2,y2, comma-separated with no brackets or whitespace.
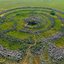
0,7,64,64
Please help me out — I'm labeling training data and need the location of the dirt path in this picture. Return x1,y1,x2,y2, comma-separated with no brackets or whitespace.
21,35,38,64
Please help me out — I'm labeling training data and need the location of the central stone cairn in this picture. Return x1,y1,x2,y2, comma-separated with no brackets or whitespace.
24,16,41,28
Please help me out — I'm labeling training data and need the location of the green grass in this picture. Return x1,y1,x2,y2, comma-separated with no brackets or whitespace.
0,0,64,11
54,37,64,47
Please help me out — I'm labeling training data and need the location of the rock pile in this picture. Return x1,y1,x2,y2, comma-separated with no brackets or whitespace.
0,45,23,61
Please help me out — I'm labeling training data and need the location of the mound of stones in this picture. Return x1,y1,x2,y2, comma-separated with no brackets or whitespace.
0,45,24,61
48,43,64,61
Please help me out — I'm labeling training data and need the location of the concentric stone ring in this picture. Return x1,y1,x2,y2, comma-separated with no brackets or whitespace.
0,7,64,63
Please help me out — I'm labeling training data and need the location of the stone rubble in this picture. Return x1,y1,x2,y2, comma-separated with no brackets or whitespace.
0,45,23,61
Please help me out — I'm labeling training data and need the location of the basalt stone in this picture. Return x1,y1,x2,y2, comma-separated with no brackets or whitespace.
0,45,24,61
48,43,64,61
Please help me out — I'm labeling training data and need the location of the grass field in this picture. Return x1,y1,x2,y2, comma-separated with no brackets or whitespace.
0,0,64,11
